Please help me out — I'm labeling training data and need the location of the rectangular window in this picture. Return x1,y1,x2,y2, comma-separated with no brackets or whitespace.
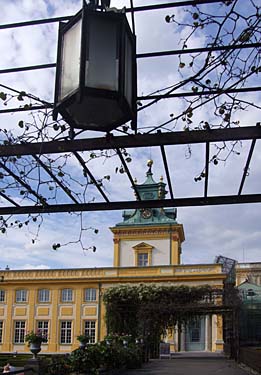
84,321,96,344
61,289,73,302
14,321,26,344
60,321,72,344
16,290,27,303
0,290,5,302
37,321,49,342
38,289,50,303
84,288,96,302
138,253,148,267
0,321,3,343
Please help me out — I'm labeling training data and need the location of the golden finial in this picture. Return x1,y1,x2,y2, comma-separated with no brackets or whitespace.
160,176,163,182
146,159,153,175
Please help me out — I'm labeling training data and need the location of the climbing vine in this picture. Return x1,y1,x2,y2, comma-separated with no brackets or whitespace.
103,284,231,340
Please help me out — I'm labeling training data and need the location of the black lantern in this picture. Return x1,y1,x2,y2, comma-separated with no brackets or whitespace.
53,2,137,133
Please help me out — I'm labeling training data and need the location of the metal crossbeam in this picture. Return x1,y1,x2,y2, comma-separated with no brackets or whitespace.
0,127,260,157
73,152,110,203
32,155,80,204
238,139,256,195
0,161,48,206
204,142,210,198
0,194,261,215
116,148,141,200
160,145,174,200
0,191,20,207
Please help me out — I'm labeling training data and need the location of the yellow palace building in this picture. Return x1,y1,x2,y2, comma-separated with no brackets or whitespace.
0,163,226,354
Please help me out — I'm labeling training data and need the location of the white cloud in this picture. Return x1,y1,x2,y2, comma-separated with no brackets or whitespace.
0,0,260,270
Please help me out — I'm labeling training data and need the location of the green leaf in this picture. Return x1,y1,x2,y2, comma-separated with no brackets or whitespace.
52,243,61,251
0,92,7,101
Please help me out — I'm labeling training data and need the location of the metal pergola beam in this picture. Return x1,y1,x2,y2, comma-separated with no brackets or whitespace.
0,0,224,31
0,161,48,206
2,45,259,76
0,126,260,157
1,86,258,114
204,142,209,198
138,86,261,100
160,145,174,200
238,139,256,195
32,155,80,204
0,192,20,207
0,194,260,215
73,152,110,203
116,148,141,200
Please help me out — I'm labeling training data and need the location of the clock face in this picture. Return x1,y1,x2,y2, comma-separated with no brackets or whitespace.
141,209,152,219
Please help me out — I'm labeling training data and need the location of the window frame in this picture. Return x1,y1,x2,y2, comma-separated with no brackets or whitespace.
84,288,97,302
137,252,149,267
84,320,96,344
37,320,49,343
0,290,5,303
60,320,72,344
61,288,73,303
38,289,50,303
0,321,3,343
133,243,153,267
14,321,26,344
15,290,27,303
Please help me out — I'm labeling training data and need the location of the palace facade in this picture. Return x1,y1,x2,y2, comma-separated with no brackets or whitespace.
0,162,227,354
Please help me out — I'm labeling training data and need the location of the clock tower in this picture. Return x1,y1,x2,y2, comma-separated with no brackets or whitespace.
110,160,184,267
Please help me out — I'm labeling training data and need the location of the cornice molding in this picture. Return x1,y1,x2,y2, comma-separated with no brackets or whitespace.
110,224,185,242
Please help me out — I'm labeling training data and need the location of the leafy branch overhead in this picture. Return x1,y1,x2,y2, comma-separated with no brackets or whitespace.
103,284,240,339
152,0,260,177
0,0,260,250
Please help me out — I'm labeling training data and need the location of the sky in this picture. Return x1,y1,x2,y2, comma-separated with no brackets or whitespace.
0,0,260,270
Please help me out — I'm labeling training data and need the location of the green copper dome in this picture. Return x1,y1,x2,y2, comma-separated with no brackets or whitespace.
116,160,177,227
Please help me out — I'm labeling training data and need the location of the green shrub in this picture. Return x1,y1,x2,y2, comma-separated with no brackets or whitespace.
67,339,143,373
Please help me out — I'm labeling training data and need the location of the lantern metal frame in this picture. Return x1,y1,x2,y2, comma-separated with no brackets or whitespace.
53,2,137,132
0,1,260,216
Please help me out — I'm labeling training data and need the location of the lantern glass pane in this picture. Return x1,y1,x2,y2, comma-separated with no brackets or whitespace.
124,34,133,107
85,16,118,91
60,19,82,100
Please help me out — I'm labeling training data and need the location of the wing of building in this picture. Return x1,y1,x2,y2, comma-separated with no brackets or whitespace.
0,161,227,354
